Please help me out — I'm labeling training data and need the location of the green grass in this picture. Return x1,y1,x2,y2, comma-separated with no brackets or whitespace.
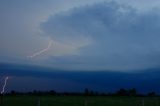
2,95,160,106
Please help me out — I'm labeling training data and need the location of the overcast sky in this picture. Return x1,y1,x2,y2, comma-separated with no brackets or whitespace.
1,0,160,71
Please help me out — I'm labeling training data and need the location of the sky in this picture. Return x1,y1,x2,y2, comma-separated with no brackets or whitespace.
1,0,160,93
1,0,160,71
1,63,160,93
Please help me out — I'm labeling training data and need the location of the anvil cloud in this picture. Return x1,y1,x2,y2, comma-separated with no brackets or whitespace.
41,1,160,71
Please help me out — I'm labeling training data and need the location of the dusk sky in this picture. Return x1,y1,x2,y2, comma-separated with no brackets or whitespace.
1,0,160,93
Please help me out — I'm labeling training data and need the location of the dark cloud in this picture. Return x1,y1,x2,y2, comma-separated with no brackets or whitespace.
1,63,160,93
41,1,160,71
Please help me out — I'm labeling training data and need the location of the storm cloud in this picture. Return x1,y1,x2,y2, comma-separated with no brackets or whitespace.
41,2,160,71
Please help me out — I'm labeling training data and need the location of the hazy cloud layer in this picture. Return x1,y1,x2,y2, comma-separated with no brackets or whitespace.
41,2,160,71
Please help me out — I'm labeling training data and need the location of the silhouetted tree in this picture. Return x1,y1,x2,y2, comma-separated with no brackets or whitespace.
148,92,156,96
116,88,128,96
95,91,99,96
49,90,56,95
90,90,94,96
84,88,89,96
128,88,137,96
10,90,16,95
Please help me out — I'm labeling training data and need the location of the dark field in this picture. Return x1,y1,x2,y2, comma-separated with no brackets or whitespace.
1,95,160,106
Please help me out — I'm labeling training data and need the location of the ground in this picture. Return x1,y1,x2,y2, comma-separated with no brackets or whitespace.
1,95,160,106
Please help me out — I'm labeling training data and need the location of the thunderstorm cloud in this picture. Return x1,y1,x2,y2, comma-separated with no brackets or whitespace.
41,2,160,71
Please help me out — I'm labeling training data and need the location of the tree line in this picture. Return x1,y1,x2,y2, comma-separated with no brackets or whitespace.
4,88,158,97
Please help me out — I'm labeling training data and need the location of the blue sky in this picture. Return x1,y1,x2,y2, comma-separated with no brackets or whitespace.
1,0,160,71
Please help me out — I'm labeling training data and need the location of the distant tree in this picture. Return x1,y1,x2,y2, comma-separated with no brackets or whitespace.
49,90,56,95
128,88,137,96
33,90,38,94
148,92,156,97
84,88,89,96
10,90,16,95
95,91,99,96
116,88,128,96
90,90,94,96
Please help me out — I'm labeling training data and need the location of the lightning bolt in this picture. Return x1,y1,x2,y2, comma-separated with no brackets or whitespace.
1,77,9,94
28,41,52,59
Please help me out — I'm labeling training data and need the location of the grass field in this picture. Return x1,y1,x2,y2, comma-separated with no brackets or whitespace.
1,95,160,106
